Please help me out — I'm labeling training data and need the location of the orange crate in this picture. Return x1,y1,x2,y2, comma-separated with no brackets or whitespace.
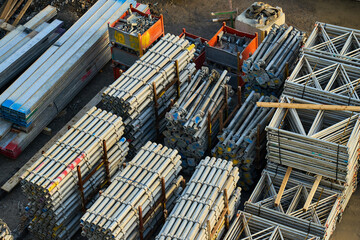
108,4,164,56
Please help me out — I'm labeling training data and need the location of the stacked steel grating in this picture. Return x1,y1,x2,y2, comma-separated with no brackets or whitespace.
0,6,62,87
212,90,276,190
283,53,360,106
0,219,13,240
303,22,360,67
0,0,136,128
156,157,241,240
266,95,360,185
21,107,129,239
164,67,231,162
242,24,305,95
244,166,344,239
103,33,196,155
81,141,183,240
223,211,320,240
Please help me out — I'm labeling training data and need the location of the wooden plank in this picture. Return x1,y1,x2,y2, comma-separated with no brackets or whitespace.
303,175,322,212
274,167,292,207
5,0,24,22
3,0,18,21
257,102,360,112
0,0,15,19
0,87,104,192
12,0,32,26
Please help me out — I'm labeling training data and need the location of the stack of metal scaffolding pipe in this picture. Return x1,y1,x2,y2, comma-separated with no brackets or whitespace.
303,22,360,67
156,157,241,240
223,211,320,240
102,33,196,155
80,141,183,240
212,90,276,190
242,24,305,94
164,67,231,161
266,95,360,185
0,6,62,87
0,219,13,240
283,54,360,106
21,107,129,239
244,169,341,239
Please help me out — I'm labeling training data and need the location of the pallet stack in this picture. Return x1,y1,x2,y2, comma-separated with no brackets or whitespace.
242,24,305,96
102,33,196,156
0,0,135,158
156,157,241,240
0,6,63,87
212,90,275,190
81,141,183,240
164,67,231,162
21,107,129,239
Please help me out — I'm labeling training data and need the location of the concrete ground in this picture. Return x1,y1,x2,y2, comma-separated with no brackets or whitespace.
0,0,360,239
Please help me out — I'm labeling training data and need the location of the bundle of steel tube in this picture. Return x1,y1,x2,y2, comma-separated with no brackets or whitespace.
156,157,241,240
21,107,129,239
164,67,231,161
244,169,341,239
283,54,360,106
266,95,360,185
242,24,305,93
0,219,13,240
0,6,62,88
0,0,135,128
212,90,276,190
223,211,320,240
102,33,196,155
81,141,183,240
303,22,360,67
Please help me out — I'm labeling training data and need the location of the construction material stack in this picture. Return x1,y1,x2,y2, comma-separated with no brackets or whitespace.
108,4,164,78
283,54,360,106
102,33,196,156
212,90,276,190
179,28,208,69
0,6,63,87
21,107,129,239
156,157,241,240
235,2,285,41
81,141,184,240
242,24,305,96
0,219,13,240
0,0,135,158
224,211,320,240
164,67,231,163
205,23,258,87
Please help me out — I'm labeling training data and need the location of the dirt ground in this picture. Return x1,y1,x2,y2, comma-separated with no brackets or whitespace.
0,0,360,239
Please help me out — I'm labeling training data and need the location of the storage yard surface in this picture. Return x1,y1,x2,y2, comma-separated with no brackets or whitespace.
0,0,360,239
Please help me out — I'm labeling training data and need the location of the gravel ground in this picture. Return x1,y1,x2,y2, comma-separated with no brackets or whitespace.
0,0,360,239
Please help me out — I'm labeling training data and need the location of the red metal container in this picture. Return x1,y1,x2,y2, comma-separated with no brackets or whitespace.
179,28,208,69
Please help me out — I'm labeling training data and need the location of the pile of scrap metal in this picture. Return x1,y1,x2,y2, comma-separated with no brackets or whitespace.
103,33,196,157
0,6,63,87
0,0,136,158
244,2,283,26
212,90,276,190
156,157,241,240
164,67,231,164
81,141,184,240
21,107,129,239
0,219,13,240
242,24,305,96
